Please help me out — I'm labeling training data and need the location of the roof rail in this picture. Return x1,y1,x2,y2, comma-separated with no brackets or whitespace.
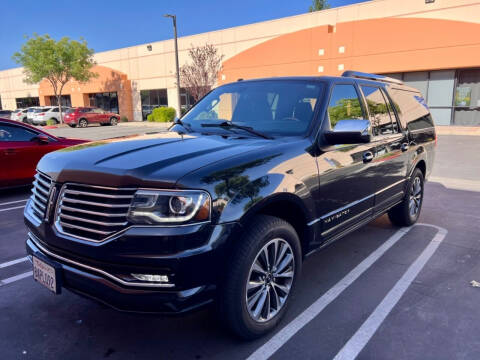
341,71,404,85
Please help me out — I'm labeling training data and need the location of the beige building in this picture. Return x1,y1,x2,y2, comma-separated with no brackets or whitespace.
1,0,480,126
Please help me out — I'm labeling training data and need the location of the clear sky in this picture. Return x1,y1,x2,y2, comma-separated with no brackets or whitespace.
1,0,368,70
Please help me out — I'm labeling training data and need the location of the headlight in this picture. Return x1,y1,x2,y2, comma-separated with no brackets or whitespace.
127,190,211,225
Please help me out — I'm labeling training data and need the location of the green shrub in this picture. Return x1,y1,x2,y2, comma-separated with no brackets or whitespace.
120,115,129,122
147,107,176,122
46,119,57,126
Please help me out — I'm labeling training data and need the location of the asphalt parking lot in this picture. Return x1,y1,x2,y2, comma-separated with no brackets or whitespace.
1,135,479,359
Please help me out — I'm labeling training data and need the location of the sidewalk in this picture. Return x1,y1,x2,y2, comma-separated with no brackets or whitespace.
436,126,480,136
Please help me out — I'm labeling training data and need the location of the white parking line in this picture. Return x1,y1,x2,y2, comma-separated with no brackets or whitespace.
333,224,447,360
0,257,29,268
0,198,29,206
0,271,32,286
0,205,25,212
246,226,411,360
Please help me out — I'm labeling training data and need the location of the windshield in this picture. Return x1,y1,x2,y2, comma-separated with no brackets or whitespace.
66,108,76,114
181,80,324,137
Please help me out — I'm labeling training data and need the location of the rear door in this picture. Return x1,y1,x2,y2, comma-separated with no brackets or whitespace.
316,83,378,241
359,84,409,215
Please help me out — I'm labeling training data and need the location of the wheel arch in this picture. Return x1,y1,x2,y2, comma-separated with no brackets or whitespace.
238,193,315,257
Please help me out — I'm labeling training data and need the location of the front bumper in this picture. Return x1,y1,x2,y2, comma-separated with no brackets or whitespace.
25,217,240,313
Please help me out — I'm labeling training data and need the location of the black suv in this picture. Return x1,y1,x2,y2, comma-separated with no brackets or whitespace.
25,71,436,339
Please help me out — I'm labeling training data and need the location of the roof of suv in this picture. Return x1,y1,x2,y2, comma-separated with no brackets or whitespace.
229,71,420,93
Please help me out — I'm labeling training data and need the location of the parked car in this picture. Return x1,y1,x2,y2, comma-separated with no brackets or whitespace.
32,106,70,126
64,107,120,127
0,118,87,188
26,107,49,124
11,109,28,122
24,72,436,339
0,110,12,119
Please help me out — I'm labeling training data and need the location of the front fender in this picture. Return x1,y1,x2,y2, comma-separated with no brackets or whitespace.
217,172,316,224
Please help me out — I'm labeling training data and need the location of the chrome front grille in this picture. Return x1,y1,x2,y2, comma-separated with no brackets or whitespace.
30,172,53,221
55,183,136,242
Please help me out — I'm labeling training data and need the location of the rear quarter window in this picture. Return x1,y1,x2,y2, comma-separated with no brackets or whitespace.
386,87,433,131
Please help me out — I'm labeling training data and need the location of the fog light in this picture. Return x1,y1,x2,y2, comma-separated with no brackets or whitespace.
131,274,169,283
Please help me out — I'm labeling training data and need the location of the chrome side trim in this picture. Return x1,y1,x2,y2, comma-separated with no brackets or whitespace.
307,194,374,227
307,179,406,227
374,179,406,195
28,233,175,288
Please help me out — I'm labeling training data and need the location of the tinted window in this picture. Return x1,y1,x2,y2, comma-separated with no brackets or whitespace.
361,85,395,136
181,81,324,136
386,88,431,130
327,84,364,127
0,124,37,142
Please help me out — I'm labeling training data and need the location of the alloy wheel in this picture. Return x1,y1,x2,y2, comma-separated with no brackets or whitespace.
409,176,422,217
79,119,87,128
245,238,295,323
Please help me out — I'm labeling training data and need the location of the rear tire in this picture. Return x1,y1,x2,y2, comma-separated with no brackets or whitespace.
218,215,301,339
50,118,59,124
388,168,424,227
78,119,88,128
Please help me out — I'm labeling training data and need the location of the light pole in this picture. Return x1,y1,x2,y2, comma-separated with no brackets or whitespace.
164,14,182,118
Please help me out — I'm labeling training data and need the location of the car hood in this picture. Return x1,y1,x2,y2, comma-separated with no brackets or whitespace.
37,132,271,188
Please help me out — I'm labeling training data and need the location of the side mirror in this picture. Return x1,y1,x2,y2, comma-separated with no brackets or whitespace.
32,134,50,144
324,119,371,145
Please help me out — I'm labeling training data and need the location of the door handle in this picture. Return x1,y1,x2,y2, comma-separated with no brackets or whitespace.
401,143,409,152
363,151,374,163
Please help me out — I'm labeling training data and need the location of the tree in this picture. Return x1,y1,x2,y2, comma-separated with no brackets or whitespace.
179,44,224,103
309,0,330,12
13,34,96,123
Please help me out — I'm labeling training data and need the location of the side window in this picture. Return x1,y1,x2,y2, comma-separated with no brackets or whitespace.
360,85,394,136
51,108,58,113
327,84,364,127
381,89,400,133
0,124,37,142
386,88,430,130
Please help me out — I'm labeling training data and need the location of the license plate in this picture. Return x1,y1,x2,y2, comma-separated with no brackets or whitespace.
33,256,60,294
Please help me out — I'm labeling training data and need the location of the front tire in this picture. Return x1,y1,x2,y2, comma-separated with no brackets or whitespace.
219,215,301,339
110,117,118,126
388,168,424,226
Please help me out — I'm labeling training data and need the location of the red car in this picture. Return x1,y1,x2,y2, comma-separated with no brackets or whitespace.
0,118,87,188
64,107,120,128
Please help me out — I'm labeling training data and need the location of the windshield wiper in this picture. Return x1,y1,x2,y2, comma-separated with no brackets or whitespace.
200,121,272,139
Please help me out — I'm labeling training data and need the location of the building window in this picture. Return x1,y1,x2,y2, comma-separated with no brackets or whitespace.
180,88,195,113
15,97,40,108
88,92,118,113
140,89,168,120
49,95,72,107
454,68,480,126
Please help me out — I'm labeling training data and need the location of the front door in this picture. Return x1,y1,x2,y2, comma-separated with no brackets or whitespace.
316,83,378,242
